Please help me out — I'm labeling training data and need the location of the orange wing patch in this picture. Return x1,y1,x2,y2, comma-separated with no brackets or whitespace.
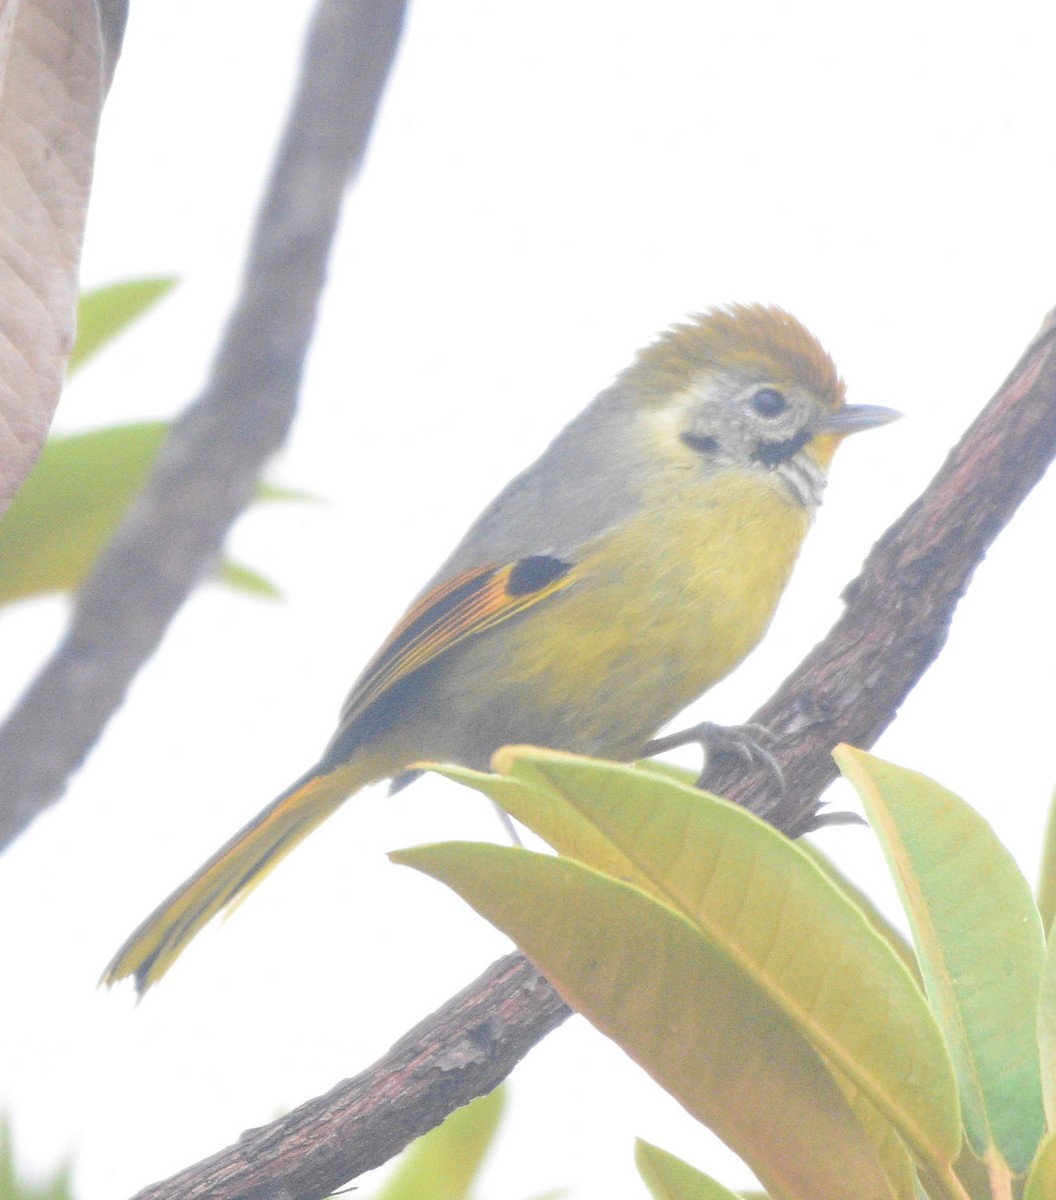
340,555,577,728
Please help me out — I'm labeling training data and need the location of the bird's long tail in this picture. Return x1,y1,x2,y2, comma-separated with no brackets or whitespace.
102,758,375,994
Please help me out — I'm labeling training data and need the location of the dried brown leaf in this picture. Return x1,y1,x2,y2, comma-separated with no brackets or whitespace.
0,0,115,513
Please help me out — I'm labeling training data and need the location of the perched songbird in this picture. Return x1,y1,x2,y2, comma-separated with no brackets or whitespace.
104,304,898,993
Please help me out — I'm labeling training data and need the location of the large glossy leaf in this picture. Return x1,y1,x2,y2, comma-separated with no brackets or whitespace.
436,750,959,1180
797,841,921,987
833,1082,919,1200
1023,1130,1056,1200
835,746,1046,1177
372,1086,504,1200
396,841,898,1200
635,1139,743,1200
69,278,177,374
1035,788,1056,936
1036,929,1056,1129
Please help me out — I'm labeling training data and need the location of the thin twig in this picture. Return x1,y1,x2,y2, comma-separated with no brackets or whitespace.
125,311,1056,1199
0,0,408,847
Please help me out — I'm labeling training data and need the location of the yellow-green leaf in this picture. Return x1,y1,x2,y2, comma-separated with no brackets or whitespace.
798,841,921,988
1023,1130,1056,1200
635,1139,743,1200
218,561,281,600
395,841,897,1200
1036,930,1056,1128
835,1082,919,1200
0,422,303,606
1035,787,1056,936
437,750,960,1178
0,422,168,603
834,745,1046,1175
70,278,177,374
0,1114,75,1200
372,1086,504,1200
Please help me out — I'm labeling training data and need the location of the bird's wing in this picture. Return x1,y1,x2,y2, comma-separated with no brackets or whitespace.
339,553,577,729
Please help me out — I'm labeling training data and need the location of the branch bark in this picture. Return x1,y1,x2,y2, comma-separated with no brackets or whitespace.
0,0,407,849
125,311,1056,1199
131,954,570,1200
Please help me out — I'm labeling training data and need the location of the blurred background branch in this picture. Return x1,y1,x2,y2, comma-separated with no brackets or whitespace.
0,0,407,848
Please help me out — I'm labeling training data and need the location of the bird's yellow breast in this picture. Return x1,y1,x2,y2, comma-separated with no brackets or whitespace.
495,466,812,758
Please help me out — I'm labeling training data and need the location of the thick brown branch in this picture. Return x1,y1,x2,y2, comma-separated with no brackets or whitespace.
0,0,407,849
130,953,571,1200
125,313,1056,1200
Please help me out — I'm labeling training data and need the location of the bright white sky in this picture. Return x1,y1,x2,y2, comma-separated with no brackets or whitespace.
2,1,1056,1197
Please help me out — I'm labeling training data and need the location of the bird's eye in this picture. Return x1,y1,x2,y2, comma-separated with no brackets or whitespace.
750,387,788,418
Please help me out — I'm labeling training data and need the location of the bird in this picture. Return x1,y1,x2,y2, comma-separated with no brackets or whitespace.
103,303,898,993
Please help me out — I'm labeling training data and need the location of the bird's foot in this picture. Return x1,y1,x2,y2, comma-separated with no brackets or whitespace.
643,720,785,791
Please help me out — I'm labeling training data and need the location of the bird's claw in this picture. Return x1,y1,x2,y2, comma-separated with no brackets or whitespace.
643,720,785,791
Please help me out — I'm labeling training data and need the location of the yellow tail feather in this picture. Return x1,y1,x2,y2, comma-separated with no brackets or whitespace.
102,759,374,994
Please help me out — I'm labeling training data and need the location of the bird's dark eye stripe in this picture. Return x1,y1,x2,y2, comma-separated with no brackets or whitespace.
753,428,813,467
680,431,720,455
750,387,788,418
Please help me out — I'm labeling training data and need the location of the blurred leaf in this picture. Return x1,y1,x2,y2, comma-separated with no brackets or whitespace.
0,1117,74,1200
218,561,282,599
372,1086,504,1200
395,840,898,1200
436,749,959,1182
835,746,1046,1177
69,277,177,374
1023,1130,1056,1200
635,1139,743,1200
0,422,167,603
0,422,305,607
256,481,318,504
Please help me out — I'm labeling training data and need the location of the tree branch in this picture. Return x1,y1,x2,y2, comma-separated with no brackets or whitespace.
0,0,408,850
130,953,571,1200
125,312,1056,1199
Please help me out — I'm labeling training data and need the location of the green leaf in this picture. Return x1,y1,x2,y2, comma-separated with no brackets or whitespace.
635,1139,743,1200
834,745,1047,1176
371,1086,504,1200
0,422,168,603
395,841,898,1200
798,841,922,988
436,749,960,1180
0,422,304,606
255,481,319,505
0,1116,74,1200
69,277,177,374
1035,787,1056,936
218,561,282,599
1037,931,1056,1129
831,1082,919,1200
1023,1130,1056,1200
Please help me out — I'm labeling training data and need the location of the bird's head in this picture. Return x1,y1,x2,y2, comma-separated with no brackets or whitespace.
621,304,899,508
